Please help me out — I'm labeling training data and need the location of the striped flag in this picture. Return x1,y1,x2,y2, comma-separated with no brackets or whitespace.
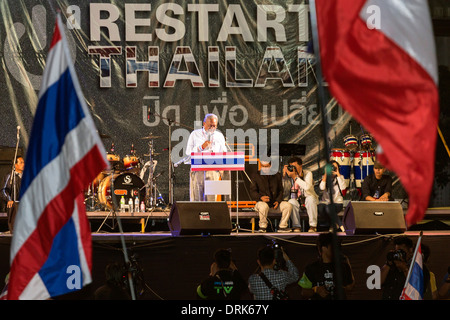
314,0,439,226
7,15,108,300
190,152,245,171
400,235,424,300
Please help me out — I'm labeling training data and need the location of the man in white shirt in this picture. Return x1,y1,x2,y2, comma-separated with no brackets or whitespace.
285,157,319,232
185,114,227,201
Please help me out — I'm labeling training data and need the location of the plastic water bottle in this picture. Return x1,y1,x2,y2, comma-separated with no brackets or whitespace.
120,196,125,212
140,201,145,212
128,197,133,212
135,197,139,212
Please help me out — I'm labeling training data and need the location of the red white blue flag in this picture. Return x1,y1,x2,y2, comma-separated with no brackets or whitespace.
190,152,245,171
400,237,424,300
314,0,439,226
7,15,108,300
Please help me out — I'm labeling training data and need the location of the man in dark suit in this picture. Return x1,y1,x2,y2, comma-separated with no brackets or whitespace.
1,156,24,233
250,161,292,232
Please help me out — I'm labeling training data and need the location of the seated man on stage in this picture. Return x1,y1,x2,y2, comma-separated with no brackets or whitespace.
250,160,292,233
186,113,227,201
0,156,24,233
285,157,319,232
361,161,393,201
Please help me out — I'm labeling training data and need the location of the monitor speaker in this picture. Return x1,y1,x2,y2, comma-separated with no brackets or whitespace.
343,201,406,235
168,201,232,236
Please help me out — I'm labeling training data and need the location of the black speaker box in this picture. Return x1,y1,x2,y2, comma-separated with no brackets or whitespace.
168,201,232,236
343,201,406,235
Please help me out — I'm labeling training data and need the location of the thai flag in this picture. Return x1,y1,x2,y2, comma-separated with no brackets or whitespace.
7,16,108,300
190,152,245,171
314,0,439,226
400,236,424,300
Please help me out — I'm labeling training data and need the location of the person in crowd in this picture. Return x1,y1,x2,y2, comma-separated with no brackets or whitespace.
94,262,131,300
185,113,227,201
0,156,24,233
284,157,319,232
421,243,438,300
250,160,292,232
438,268,450,300
380,235,432,300
298,232,355,300
248,245,299,300
361,161,393,201
197,248,247,300
318,160,347,231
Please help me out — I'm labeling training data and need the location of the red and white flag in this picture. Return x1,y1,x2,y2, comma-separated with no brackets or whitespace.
7,15,108,300
314,0,439,226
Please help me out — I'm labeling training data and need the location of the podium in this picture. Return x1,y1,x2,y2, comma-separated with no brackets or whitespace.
191,152,245,231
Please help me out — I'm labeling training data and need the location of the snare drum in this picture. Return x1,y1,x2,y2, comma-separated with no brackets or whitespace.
344,135,358,150
330,148,351,187
353,150,375,188
98,172,145,209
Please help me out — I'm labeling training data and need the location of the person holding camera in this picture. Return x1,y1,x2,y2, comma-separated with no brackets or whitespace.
284,157,319,232
318,160,347,231
197,248,247,300
361,161,393,201
250,160,292,232
381,236,414,300
298,232,355,300
248,245,299,300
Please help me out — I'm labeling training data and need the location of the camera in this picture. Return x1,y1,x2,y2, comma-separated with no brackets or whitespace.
387,249,406,263
272,240,286,271
287,165,295,172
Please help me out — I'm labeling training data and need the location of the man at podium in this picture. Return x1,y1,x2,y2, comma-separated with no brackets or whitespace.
186,114,227,201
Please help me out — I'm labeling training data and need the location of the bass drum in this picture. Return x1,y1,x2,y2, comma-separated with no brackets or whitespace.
98,173,146,209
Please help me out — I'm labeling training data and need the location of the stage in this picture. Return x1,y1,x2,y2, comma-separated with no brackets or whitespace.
1,208,449,300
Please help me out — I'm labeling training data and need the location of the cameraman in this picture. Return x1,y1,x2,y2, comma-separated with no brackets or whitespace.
248,245,299,300
284,157,319,232
381,236,414,300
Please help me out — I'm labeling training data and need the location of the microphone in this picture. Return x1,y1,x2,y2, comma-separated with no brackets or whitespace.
17,126,20,139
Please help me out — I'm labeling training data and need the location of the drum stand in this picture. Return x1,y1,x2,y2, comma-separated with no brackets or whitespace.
347,150,360,201
96,170,119,232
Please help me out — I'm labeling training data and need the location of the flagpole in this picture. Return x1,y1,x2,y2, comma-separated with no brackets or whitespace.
400,231,423,299
309,0,345,300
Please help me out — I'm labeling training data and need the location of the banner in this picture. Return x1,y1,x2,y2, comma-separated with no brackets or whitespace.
0,0,391,203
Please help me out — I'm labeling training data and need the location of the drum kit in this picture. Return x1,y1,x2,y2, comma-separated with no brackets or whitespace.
84,135,166,214
330,132,376,199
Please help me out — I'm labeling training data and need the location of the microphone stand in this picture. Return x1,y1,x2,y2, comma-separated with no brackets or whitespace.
10,127,21,203
148,110,193,207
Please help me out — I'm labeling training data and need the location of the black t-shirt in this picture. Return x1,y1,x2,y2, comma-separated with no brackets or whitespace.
198,269,247,300
361,174,393,200
299,259,354,300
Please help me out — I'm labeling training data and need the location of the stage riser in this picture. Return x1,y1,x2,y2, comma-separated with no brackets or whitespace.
1,234,449,300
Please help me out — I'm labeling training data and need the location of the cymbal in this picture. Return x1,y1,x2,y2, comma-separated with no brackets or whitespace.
141,135,161,140
144,153,160,157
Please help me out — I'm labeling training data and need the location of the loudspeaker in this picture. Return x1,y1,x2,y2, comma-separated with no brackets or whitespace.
343,201,406,235
168,201,232,236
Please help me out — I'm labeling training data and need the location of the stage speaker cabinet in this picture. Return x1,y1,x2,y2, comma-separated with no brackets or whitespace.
343,201,406,235
168,201,232,236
